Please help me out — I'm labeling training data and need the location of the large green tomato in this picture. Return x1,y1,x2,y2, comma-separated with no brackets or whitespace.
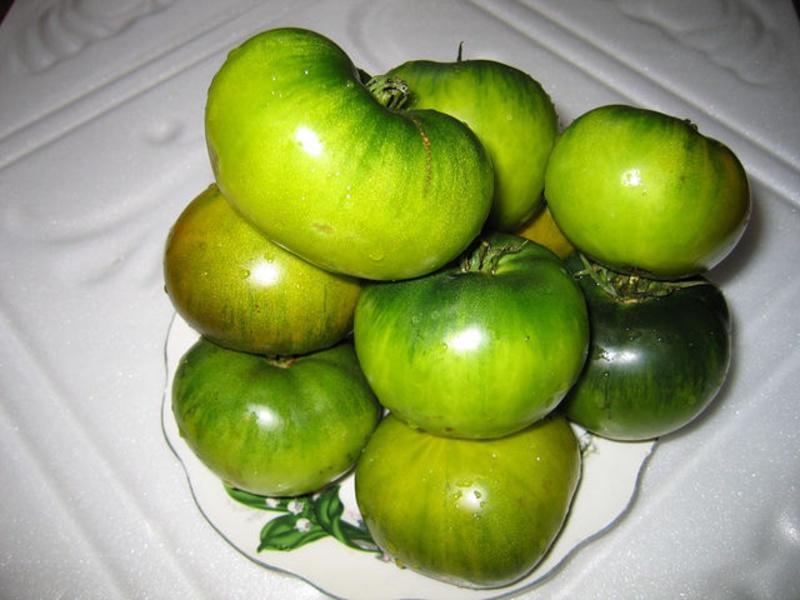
163,184,363,357
355,414,581,588
172,338,381,497
354,232,589,439
559,254,731,441
205,27,494,281
383,58,558,232
544,104,750,279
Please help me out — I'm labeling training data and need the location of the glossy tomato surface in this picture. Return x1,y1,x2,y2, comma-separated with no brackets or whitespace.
544,104,750,279
560,254,731,441
205,28,493,281
385,58,558,232
354,232,588,439
172,338,381,496
164,184,363,356
354,414,581,589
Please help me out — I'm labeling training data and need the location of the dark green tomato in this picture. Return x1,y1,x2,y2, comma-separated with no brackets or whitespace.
354,232,589,439
172,338,381,497
544,104,750,279
205,27,493,281
164,184,363,357
384,58,558,232
560,254,731,441
355,414,581,589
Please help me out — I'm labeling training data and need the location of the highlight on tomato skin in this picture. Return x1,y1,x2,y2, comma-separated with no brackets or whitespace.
544,104,750,280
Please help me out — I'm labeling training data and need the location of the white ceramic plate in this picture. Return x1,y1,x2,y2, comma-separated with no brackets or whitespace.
162,314,656,600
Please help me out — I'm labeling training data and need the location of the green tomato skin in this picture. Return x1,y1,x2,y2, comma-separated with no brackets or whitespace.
354,233,589,439
386,59,558,232
560,255,731,441
355,414,581,589
164,184,363,356
205,28,494,281
544,104,750,279
172,338,381,497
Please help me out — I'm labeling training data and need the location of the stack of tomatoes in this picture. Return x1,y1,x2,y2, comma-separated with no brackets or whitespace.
164,27,750,589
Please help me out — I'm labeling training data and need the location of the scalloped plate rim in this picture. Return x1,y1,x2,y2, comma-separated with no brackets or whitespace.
161,313,657,600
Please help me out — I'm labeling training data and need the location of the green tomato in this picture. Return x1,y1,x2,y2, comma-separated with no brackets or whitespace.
205,27,494,281
354,232,589,439
355,413,581,588
560,254,731,441
544,104,750,279
163,184,363,357
172,338,381,497
383,58,558,232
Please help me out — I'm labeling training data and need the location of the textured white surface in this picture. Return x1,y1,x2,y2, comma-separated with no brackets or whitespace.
1,1,799,599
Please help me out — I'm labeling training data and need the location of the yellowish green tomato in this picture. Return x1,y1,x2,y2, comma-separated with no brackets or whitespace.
163,184,362,357
355,414,581,588
515,203,575,259
544,104,750,279
205,27,494,281
385,58,558,232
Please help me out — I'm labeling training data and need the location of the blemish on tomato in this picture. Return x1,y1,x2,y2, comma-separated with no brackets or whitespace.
409,116,432,196
312,222,335,235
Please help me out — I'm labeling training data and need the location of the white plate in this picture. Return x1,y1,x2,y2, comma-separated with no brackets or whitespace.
162,314,656,600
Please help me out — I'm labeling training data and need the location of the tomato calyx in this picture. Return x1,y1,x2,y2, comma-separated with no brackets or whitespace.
459,236,528,275
575,254,707,303
365,74,410,110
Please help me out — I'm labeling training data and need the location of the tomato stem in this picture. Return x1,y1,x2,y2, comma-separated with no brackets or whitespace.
576,254,707,303
460,236,528,275
365,74,410,110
